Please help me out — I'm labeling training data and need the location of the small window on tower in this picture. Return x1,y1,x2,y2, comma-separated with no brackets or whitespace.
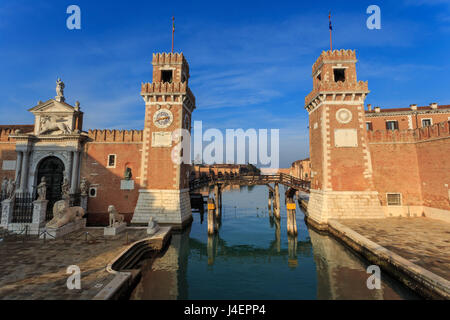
161,70,173,83
333,68,346,82
316,73,322,81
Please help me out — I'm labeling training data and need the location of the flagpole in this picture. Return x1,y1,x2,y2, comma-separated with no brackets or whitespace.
329,12,333,51
172,16,175,53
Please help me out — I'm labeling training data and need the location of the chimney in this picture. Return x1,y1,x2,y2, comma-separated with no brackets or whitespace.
410,104,417,111
430,102,438,110
374,106,381,113
367,104,372,112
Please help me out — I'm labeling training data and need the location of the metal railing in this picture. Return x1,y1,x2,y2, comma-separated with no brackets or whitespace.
12,193,33,223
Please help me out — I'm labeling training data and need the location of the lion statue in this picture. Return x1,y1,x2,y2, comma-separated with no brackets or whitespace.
108,205,124,227
46,200,85,229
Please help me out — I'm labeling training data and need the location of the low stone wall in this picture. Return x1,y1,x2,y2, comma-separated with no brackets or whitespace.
132,189,192,228
93,226,171,300
307,189,385,223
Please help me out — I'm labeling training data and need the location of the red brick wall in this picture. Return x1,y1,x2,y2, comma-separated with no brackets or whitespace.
367,121,450,210
369,141,423,206
328,104,372,192
81,130,143,225
416,123,450,210
0,129,18,182
309,107,324,190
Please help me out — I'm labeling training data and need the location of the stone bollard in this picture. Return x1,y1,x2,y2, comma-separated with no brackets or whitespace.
286,198,298,236
207,198,216,235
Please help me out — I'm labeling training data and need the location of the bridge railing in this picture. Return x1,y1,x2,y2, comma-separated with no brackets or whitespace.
189,172,310,192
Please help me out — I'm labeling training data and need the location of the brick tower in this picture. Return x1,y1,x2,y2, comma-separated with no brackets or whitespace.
304,49,384,225
132,53,196,228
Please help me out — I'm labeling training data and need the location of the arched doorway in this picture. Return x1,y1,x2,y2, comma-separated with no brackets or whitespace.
37,156,65,221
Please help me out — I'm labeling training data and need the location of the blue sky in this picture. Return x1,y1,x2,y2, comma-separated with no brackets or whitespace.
0,0,449,167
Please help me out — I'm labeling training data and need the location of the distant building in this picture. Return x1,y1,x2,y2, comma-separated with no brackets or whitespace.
290,158,311,181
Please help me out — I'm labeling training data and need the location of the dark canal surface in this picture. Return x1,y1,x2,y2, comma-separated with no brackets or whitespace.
130,185,419,300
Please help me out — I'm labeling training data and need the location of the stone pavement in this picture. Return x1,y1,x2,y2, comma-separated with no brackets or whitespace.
0,227,149,300
339,217,450,280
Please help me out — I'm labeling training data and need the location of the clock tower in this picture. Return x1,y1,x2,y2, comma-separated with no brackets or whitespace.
305,49,384,225
132,53,196,228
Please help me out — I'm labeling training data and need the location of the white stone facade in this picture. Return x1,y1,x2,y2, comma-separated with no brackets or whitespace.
132,189,191,226
307,189,385,224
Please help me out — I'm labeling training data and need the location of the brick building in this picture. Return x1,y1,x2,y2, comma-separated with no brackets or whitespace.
290,158,311,181
0,52,195,228
304,49,450,225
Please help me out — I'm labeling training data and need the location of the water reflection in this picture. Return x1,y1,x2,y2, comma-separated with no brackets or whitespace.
131,186,419,300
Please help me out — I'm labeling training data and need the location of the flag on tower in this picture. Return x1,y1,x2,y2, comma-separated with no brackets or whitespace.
329,12,332,31
329,11,333,51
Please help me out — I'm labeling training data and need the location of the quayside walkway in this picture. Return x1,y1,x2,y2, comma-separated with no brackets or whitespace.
0,228,151,300
339,218,450,280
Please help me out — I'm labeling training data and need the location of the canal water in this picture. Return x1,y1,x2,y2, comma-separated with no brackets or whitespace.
130,185,419,300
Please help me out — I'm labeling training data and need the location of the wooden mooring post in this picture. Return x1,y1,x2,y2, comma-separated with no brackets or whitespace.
274,183,281,219
268,190,273,217
207,198,217,235
214,184,222,219
286,197,298,236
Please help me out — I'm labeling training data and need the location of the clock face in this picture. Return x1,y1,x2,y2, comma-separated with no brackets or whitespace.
153,109,173,128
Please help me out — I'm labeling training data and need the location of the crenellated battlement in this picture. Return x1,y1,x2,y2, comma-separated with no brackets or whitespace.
141,82,196,106
0,129,16,142
312,49,357,74
87,129,144,143
141,81,187,94
367,121,450,143
305,80,369,107
152,53,189,71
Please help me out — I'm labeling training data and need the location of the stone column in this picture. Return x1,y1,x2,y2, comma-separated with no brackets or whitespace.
80,194,88,212
32,200,48,229
1,199,14,227
15,151,23,184
20,151,30,192
71,151,80,193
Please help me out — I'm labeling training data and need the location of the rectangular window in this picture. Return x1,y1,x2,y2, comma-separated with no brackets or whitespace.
333,68,346,82
161,70,173,83
386,120,398,130
422,119,432,127
387,193,402,206
366,122,373,131
107,154,116,168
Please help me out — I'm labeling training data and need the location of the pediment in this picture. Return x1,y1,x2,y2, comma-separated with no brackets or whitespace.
28,99,83,136
28,99,75,115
